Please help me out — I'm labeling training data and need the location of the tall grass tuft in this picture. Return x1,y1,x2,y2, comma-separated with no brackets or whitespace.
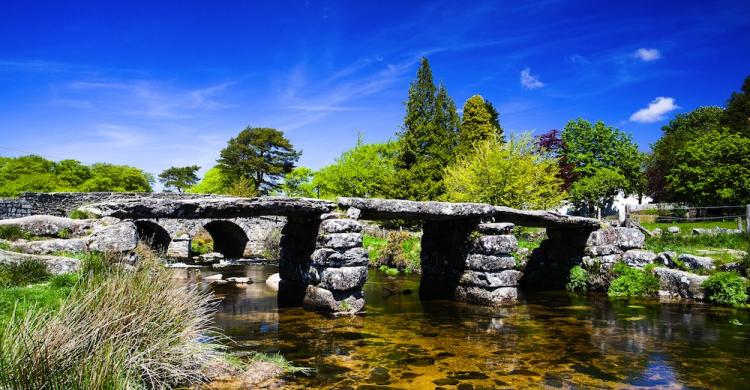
0,247,225,389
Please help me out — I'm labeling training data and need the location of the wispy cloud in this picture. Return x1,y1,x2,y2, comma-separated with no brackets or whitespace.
520,67,545,89
630,97,678,122
634,48,661,61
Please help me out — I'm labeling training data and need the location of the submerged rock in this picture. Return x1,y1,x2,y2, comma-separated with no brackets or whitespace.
302,285,365,313
266,273,281,290
459,270,523,288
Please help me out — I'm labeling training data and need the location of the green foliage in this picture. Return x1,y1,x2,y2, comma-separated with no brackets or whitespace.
48,273,80,289
375,231,420,273
217,127,301,195
191,237,214,255
721,75,750,137
456,94,497,156
666,131,750,206
281,167,316,197
646,106,724,201
226,176,258,197
188,166,228,194
249,352,313,375
701,272,748,306
561,119,643,215
68,209,93,220
393,58,459,201
77,163,153,192
444,134,566,208
484,100,504,141
0,284,71,327
158,165,200,193
607,263,660,299
566,265,588,294
0,260,51,287
0,226,31,241
57,228,71,239
314,139,397,198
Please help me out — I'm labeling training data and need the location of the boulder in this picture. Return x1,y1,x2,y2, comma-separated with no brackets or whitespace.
459,270,523,288
469,235,518,256
455,285,518,306
667,226,681,234
9,238,88,255
265,273,281,291
622,250,656,268
303,285,365,313
719,262,746,275
585,227,645,250
317,233,362,250
654,268,707,300
655,251,678,268
317,266,368,291
584,245,623,257
310,247,369,267
319,219,362,233
678,254,715,271
0,249,80,275
227,277,251,284
166,234,191,259
346,207,362,220
88,222,137,252
199,252,224,263
651,228,663,237
0,215,92,237
476,223,515,235
463,254,516,271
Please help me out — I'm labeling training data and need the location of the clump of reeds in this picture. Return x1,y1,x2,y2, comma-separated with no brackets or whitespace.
0,245,225,389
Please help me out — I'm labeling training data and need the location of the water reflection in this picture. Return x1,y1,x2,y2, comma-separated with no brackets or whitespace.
174,265,750,388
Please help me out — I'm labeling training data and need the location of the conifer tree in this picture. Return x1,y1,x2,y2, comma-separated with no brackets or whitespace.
456,94,496,156
484,100,504,140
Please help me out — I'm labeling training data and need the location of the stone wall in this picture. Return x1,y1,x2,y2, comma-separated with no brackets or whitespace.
0,192,217,220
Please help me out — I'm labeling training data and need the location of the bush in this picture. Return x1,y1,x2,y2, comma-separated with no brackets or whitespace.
261,227,282,261
0,226,31,241
68,209,91,220
48,273,80,289
375,231,420,273
566,265,588,294
0,260,51,287
701,272,748,306
0,250,224,388
607,263,659,299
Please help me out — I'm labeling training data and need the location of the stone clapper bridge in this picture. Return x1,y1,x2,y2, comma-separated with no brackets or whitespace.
79,196,605,315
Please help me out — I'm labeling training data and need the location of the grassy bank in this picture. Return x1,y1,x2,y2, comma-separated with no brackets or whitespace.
363,232,421,274
640,220,740,232
644,232,749,265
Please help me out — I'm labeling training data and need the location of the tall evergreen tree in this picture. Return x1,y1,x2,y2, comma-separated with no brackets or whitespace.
456,94,496,156
721,75,750,137
484,100,504,141
392,58,458,200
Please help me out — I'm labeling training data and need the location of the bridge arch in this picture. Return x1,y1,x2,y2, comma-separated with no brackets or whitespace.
203,220,249,258
134,220,171,253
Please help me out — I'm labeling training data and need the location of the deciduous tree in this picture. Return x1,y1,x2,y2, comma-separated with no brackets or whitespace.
158,165,200,193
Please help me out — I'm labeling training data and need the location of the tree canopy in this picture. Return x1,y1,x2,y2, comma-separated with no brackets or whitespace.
444,134,565,209
721,75,750,137
456,94,497,157
187,166,227,195
314,139,397,198
217,127,300,195
281,167,316,198
158,165,200,193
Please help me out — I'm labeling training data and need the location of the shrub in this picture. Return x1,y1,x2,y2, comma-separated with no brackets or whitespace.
261,227,282,261
57,228,71,239
376,231,420,273
701,272,748,306
67,209,92,220
0,251,224,388
0,260,51,287
607,263,659,299
0,226,31,241
566,265,588,294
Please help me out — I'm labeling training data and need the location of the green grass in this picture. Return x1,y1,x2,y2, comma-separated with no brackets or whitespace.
0,226,31,241
249,352,313,375
0,283,72,326
644,233,749,266
607,263,660,299
518,238,542,251
363,235,386,264
0,259,51,288
363,233,421,274
640,220,740,232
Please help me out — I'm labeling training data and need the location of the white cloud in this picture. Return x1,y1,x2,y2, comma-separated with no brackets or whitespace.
520,67,544,89
629,97,678,122
634,48,661,61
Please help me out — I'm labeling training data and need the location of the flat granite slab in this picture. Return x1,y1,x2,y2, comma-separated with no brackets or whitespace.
494,206,601,229
337,197,495,221
80,197,336,219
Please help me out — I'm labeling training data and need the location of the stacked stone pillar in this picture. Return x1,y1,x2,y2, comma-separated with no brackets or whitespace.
455,223,522,306
302,218,368,314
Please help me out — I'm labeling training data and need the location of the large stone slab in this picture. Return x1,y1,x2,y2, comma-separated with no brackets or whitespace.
311,247,369,267
79,197,336,219
317,233,362,250
464,254,517,271
455,285,518,306
0,215,93,237
88,222,138,252
9,238,88,255
316,266,368,291
586,227,645,250
459,270,523,288
0,249,80,274
319,219,362,233
494,207,601,229
338,197,494,221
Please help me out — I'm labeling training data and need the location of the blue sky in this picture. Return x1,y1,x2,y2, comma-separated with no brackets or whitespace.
1,0,749,180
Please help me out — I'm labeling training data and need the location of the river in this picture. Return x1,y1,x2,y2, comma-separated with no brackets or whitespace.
181,264,750,388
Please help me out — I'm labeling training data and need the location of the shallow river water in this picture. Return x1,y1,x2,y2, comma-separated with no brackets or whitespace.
187,265,750,389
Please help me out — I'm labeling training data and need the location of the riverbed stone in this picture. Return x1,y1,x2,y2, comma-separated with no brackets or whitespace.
166,234,191,259
319,219,363,233
317,233,362,250
678,254,715,271
317,266,368,291
459,270,523,288
654,268,707,300
622,249,656,268
0,215,92,237
455,285,518,306
88,222,137,252
303,285,365,313
469,235,517,256
9,238,88,255
464,254,517,271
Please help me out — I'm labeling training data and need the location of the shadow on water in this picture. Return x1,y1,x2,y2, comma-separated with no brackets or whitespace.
175,265,750,389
